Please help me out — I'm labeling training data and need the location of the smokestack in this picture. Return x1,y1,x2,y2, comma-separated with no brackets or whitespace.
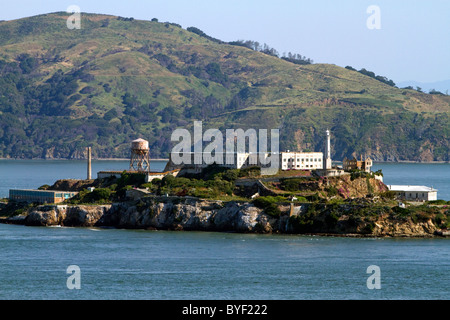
87,147,92,180
324,129,332,170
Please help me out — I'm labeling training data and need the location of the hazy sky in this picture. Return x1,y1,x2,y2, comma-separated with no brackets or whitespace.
1,0,449,83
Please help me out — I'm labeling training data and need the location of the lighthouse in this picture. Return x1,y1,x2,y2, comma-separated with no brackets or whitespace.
324,129,332,170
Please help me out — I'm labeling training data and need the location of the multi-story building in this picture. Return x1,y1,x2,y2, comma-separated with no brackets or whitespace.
343,156,373,172
280,152,324,171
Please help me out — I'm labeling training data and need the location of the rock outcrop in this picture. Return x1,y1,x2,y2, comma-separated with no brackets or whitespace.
98,198,274,233
371,218,438,237
25,205,111,227
2,197,447,238
17,199,272,233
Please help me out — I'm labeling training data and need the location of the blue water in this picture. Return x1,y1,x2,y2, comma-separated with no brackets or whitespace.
0,159,166,199
0,160,448,200
0,224,448,300
0,160,449,300
372,163,450,201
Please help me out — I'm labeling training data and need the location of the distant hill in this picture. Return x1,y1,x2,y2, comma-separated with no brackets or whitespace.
0,12,449,161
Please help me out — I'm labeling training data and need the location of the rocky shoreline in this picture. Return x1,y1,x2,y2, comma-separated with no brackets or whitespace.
1,197,448,238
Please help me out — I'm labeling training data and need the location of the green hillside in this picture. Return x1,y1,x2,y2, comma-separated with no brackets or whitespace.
0,12,449,161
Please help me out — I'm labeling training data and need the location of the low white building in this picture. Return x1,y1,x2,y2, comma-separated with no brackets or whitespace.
280,152,324,171
388,185,438,202
165,152,263,174
97,170,180,183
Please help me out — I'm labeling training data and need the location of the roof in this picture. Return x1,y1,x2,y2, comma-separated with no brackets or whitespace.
388,185,438,192
10,189,75,192
97,170,179,175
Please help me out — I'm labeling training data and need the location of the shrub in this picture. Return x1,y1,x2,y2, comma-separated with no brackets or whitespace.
434,213,447,228
428,200,450,205
288,214,320,233
118,172,146,188
362,223,375,234
325,211,339,227
325,186,338,197
392,206,410,216
238,166,261,178
141,183,153,190
293,196,308,202
186,26,222,43
307,193,320,202
380,191,396,200
366,176,374,194
280,178,311,191
253,196,281,218
220,169,239,182
87,188,111,202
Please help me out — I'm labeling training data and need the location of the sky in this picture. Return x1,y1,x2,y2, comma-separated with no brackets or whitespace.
1,0,449,84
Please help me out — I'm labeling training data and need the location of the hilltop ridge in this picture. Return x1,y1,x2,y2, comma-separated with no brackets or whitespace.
0,12,448,161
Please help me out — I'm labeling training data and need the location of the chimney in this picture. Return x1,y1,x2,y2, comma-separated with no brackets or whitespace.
87,147,92,180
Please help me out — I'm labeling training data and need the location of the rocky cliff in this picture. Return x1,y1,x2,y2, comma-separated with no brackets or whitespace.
17,199,275,233
24,205,112,227
4,197,447,238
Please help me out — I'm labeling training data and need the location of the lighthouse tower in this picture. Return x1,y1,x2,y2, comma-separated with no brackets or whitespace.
324,129,332,170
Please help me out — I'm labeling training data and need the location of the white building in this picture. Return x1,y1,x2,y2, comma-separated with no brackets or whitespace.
165,152,262,174
280,151,324,171
388,185,438,202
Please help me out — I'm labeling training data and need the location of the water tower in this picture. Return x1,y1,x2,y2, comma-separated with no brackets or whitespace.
129,138,150,173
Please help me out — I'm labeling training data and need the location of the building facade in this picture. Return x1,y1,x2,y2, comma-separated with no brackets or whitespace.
164,152,265,174
9,189,78,204
280,152,324,171
388,185,438,202
343,156,373,172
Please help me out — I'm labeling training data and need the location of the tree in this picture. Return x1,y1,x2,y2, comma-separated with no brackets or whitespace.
429,89,444,95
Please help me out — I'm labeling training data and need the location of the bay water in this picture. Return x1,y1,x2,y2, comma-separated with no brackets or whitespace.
0,224,448,300
0,160,449,300
0,160,448,200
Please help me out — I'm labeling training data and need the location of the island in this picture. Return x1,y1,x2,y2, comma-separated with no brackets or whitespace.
1,164,449,238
